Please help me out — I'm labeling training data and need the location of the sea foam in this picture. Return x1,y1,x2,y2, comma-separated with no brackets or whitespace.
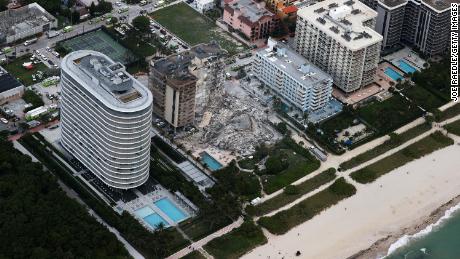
383,201,460,257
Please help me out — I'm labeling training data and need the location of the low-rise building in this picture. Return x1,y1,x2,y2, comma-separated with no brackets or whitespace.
0,3,57,45
194,0,215,13
149,43,226,128
253,38,333,112
0,66,24,105
223,0,279,42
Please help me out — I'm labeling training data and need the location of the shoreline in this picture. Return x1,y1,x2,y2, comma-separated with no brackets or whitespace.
349,195,460,259
243,142,460,259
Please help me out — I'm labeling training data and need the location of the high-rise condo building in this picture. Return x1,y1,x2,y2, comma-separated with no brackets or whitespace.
149,43,224,128
253,38,333,112
372,0,453,56
294,0,383,93
60,50,153,190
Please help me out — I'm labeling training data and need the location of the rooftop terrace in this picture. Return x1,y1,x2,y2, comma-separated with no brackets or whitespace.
297,0,383,50
226,0,275,24
257,38,332,85
62,50,152,112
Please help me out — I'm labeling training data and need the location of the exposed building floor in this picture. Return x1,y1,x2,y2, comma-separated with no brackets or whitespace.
176,78,282,161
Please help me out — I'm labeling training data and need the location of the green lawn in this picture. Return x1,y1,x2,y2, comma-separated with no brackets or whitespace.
358,94,423,134
319,110,357,136
258,178,356,235
204,221,267,259
350,132,454,184
182,251,206,259
437,103,460,122
339,122,432,171
3,55,47,86
401,85,446,112
445,120,460,136
259,138,321,194
151,3,243,55
247,168,336,217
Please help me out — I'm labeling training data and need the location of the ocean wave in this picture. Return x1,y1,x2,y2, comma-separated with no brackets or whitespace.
383,201,460,257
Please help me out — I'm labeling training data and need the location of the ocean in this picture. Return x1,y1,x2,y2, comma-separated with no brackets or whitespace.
385,203,460,259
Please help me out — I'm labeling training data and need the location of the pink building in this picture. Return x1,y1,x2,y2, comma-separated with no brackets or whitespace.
223,0,278,42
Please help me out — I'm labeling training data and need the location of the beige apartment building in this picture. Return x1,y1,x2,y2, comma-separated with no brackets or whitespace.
149,43,225,128
294,0,383,93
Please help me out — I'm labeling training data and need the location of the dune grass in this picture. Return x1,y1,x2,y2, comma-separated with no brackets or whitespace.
246,168,336,217
258,178,356,235
350,132,453,184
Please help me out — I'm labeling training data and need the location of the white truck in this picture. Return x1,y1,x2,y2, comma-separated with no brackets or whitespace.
47,30,60,38
24,38,38,46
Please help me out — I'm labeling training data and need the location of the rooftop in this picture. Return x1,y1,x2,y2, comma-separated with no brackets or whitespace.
257,38,332,85
297,0,383,50
421,0,457,12
152,42,225,84
0,3,56,38
0,66,23,93
378,0,407,8
378,0,455,11
62,50,152,112
225,0,275,24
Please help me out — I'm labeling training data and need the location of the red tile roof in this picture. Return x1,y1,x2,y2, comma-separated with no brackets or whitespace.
282,5,298,14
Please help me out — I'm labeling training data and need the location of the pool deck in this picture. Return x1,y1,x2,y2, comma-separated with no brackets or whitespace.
118,185,196,230
383,47,426,72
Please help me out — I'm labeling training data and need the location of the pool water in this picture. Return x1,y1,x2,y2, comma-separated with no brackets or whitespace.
384,67,404,81
154,198,188,223
397,60,417,74
200,152,223,171
144,213,168,228
135,206,169,229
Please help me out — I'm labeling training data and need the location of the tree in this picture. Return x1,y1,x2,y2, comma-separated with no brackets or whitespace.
132,16,150,34
110,17,118,25
89,2,96,16
0,0,8,11
71,10,80,24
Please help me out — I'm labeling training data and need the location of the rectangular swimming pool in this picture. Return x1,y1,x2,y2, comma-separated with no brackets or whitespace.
397,59,417,74
384,67,404,81
154,198,188,223
200,152,223,171
135,206,169,229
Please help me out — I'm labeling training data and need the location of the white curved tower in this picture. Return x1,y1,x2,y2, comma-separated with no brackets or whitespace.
60,50,153,189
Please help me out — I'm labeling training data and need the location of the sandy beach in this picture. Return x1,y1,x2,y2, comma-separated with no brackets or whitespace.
243,138,460,259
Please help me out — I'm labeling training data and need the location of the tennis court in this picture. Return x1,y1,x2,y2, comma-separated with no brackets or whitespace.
60,29,136,64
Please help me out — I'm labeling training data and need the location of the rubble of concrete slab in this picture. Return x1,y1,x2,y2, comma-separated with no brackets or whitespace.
177,79,282,158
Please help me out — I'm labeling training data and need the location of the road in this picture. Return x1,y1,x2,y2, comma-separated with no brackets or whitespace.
0,0,181,62
166,217,244,259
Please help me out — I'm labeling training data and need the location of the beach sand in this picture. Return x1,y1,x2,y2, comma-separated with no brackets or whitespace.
243,140,460,259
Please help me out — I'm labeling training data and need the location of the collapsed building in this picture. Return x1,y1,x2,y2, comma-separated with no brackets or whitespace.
149,43,226,128
178,80,282,157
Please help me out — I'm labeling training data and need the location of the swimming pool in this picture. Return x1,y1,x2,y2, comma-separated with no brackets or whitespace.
200,152,223,171
384,67,404,81
397,59,417,74
144,213,168,228
135,206,169,229
154,198,188,223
